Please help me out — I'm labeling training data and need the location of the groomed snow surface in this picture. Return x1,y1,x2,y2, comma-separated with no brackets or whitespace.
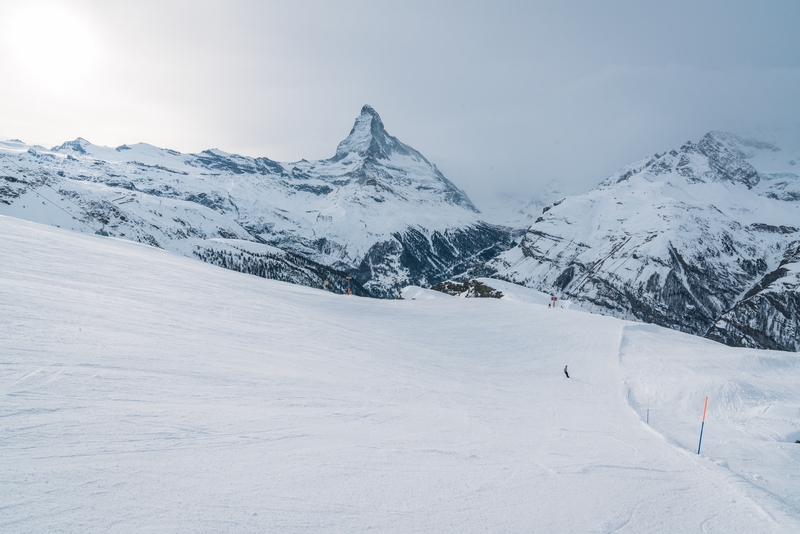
2,215,799,532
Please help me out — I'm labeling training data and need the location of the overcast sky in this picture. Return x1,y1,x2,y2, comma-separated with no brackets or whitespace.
1,0,799,209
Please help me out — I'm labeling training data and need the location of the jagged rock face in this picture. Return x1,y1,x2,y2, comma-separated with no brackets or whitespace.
487,131,800,350
335,105,416,161
0,106,513,297
356,222,516,298
601,131,765,190
707,247,800,351
430,279,504,299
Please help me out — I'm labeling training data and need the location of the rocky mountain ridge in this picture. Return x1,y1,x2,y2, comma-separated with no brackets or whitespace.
707,244,800,351
483,131,800,351
0,105,515,297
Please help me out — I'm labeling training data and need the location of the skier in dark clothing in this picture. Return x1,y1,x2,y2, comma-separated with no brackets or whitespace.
564,365,569,378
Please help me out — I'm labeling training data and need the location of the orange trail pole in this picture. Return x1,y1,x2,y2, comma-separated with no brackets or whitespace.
697,397,709,454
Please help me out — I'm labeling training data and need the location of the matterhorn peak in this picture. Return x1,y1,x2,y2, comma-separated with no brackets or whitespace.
359,104,382,122
334,105,416,160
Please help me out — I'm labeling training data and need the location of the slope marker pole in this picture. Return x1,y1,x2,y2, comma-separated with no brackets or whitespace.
697,397,709,454
646,397,649,424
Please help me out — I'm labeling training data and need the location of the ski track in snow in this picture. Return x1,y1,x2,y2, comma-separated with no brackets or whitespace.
1,215,799,532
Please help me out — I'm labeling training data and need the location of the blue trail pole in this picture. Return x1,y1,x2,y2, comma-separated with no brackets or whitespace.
697,397,709,454
697,422,705,454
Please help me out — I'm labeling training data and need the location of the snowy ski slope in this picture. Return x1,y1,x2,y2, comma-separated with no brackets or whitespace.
1,215,799,532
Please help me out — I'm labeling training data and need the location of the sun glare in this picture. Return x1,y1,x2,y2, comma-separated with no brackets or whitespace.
4,3,100,89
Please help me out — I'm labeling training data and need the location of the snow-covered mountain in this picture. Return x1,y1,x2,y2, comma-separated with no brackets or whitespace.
485,131,800,351
0,105,514,297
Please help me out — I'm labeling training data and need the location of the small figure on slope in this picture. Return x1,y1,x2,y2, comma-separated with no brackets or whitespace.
564,365,569,378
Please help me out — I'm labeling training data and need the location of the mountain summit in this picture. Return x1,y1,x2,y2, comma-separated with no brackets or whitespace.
335,105,419,160
601,131,762,190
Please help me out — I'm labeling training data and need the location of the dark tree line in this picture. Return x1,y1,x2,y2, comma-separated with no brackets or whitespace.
193,245,371,297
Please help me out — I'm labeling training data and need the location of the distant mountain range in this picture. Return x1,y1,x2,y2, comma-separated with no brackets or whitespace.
2,112,798,351
0,105,516,298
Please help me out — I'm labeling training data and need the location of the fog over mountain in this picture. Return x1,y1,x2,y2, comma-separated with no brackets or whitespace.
1,0,799,208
